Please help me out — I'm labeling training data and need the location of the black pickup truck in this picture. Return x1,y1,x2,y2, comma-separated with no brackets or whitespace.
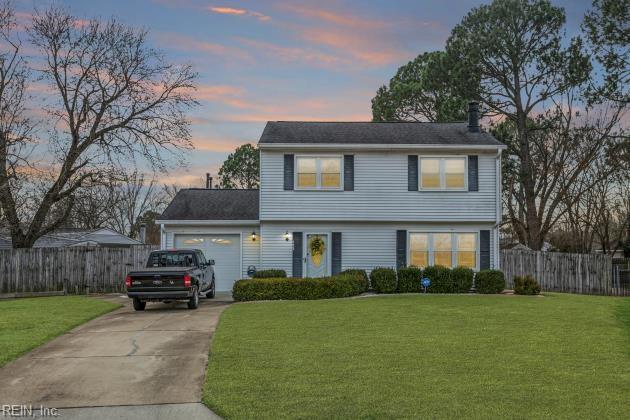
125,249,215,311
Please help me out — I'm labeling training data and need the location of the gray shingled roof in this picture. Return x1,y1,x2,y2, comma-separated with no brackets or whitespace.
258,121,503,146
0,228,140,248
159,189,259,221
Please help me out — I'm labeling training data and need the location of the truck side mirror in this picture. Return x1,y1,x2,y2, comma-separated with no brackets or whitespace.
208,259,215,266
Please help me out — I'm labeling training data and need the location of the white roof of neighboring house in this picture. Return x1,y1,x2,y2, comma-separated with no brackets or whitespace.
0,228,141,248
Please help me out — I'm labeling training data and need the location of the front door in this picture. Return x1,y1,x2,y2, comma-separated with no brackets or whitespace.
305,233,329,278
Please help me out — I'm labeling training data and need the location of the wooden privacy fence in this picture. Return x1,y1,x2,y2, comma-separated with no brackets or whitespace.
0,245,158,295
500,250,624,296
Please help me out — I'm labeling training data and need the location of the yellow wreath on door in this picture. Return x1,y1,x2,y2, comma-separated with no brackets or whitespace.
309,236,325,267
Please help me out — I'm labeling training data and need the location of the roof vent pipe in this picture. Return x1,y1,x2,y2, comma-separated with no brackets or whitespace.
206,173,213,189
139,223,146,244
467,101,480,133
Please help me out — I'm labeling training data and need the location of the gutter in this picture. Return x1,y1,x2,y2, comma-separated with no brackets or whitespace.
258,143,508,151
155,219,260,226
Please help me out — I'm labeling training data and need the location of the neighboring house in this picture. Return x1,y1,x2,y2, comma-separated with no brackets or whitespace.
157,103,506,292
0,228,142,249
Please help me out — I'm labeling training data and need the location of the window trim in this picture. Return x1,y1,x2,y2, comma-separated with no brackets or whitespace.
419,156,468,191
294,154,344,191
407,230,479,270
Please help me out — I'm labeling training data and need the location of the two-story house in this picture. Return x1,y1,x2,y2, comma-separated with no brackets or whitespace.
157,103,506,292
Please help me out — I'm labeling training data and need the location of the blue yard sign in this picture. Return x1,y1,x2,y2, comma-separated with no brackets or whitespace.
421,277,431,293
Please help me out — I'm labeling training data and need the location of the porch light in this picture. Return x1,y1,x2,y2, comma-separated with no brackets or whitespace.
283,231,291,242
251,231,257,242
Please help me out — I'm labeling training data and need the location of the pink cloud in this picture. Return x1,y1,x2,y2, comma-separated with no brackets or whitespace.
192,137,255,152
236,37,351,67
191,84,263,110
153,32,253,62
210,7,247,15
209,6,271,21
278,4,386,29
272,4,441,67
299,28,410,66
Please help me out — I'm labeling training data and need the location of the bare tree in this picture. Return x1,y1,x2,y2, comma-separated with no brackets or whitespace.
496,92,627,250
69,181,119,230
162,183,180,201
0,4,197,247
0,2,35,230
107,171,168,239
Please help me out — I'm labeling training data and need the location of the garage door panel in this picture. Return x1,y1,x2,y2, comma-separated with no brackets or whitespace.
174,234,241,292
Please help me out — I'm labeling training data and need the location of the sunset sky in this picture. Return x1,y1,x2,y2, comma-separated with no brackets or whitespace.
13,0,593,186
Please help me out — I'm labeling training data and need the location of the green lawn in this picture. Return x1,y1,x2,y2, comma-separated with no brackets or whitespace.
0,296,120,367
204,294,630,419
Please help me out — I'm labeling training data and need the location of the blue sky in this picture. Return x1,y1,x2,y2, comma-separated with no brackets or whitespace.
14,0,594,185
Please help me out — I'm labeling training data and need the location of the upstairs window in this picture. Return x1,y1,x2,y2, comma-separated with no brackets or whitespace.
296,156,342,190
420,157,466,190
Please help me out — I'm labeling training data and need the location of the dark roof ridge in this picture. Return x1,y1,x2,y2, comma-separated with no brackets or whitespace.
270,120,469,124
180,188,259,191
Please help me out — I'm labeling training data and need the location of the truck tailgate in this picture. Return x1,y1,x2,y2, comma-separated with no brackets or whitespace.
128,270,187,291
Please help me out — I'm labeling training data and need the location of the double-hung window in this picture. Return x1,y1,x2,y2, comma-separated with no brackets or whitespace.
409,232,478,269
296,156,342,190
420,157,466,190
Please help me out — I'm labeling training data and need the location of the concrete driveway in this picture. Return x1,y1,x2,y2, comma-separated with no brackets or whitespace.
0,293,232,418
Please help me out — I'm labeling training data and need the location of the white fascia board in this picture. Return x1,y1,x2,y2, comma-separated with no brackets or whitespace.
156,219,260,226
258,143,507,151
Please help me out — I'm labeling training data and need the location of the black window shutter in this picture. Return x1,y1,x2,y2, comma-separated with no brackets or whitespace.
468,155,478,191
480,230,490,269
344,155,354,191
396,230,407,268
331,232,342,274
292,232,303,277
408,155,418,191
284,154,294,190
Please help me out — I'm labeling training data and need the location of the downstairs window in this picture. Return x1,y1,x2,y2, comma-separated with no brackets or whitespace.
409,232,478,269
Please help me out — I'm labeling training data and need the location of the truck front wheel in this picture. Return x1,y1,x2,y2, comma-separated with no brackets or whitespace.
133,297,146,311
187,287,199,309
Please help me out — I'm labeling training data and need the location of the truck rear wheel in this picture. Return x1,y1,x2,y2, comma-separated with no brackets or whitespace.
133,297,146,311
187,287,199,309
206,282,215,299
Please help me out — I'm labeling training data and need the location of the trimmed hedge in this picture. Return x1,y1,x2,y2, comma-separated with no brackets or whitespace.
514,275,541,295
475,269,506,294
253,269,287,278
423,265,453,293
397,266,423,293
370,268,397,293
341,269,369,291
451,267,474,293
232,271,368,301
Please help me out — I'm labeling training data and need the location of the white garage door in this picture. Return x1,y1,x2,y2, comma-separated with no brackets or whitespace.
174,234,241,292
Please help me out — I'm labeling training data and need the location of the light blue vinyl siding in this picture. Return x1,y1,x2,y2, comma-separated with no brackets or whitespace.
260,151,498,222
260,222,498,277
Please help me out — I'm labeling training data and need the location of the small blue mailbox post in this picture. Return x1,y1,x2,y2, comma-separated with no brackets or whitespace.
421,277,431,293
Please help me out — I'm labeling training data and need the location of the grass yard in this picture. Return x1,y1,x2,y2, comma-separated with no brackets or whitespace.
0,296,120,367
204,294,630,419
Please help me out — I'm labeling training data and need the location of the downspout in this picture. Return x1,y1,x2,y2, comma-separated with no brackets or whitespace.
494,150,502,269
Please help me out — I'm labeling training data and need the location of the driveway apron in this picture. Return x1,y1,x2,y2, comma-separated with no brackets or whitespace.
0,294,231,409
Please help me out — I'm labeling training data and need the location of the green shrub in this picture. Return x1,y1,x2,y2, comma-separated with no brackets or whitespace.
232,271,367,302
513,275,541,295
451,267,474,293
397,266,423,293
253,269,287,278
341,269,369,291
370,268,397,293
475,269,506,294
423,265,453,293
